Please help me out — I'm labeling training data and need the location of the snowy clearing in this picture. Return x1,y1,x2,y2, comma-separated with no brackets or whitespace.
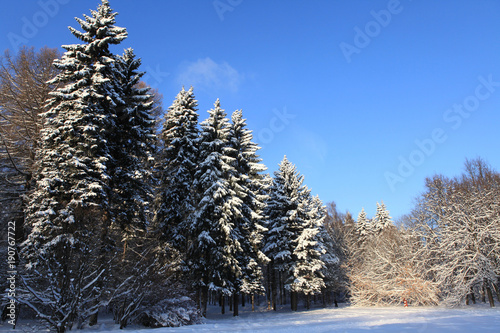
4,304,500,332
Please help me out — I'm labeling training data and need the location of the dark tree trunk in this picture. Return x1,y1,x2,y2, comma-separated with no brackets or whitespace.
492,280,500,302
485,279,495,308
233,292,239,317
221,294,225,314
252,294,255,312
291,291,298,311
470,287,476,304
270,262,277,311
334,292,338,308
201,286,208,317
242,293,245,307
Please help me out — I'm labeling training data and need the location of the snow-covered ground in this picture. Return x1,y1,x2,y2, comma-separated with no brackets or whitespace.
3,304,500,332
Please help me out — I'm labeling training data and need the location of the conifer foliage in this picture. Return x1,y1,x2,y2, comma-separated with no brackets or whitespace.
154,86,199,247
19,1,153,331
263,156,326,311
189,100,244,317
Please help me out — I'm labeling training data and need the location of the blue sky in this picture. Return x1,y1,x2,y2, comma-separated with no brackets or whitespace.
2,0,500,219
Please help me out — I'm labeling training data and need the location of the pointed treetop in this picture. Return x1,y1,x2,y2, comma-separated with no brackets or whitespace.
68,0,127,51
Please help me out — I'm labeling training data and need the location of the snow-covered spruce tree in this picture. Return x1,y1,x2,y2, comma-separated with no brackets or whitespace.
263,156,304,310
153,86,199,249
288,193,326,310
228,110,269,313
356,208,370,240
320,204,351,307
189,99,243,317
371,201,393,235
110,48,155,234
20,1,128,331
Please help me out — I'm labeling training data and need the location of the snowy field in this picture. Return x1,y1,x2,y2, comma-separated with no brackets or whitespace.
3,304,500,332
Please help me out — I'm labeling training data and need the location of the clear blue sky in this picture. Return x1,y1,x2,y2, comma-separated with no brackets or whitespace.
2,0,500,220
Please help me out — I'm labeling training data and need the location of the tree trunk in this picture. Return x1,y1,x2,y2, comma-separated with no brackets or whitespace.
252,294,255,312
333,292,338,308
242,293,245,307
278,271,283,305
492,280,500,302
220,294,225,314
485,279,495,308
291,291,298,311
233,292,239,317
270,262,277,311
229,295,232,312
201,286,208,317
306,294,310,310
470,287,476,304
481,284,486,303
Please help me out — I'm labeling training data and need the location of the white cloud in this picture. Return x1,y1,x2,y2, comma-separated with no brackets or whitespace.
176,57,243,93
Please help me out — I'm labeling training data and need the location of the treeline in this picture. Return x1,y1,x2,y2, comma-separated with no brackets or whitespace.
0,1,339,332
328,158,500,308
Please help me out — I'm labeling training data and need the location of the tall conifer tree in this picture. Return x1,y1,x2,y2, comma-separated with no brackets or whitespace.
189,100,243,316
153,86,199,248
21,1,128,331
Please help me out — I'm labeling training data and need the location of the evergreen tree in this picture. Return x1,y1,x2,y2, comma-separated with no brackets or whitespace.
111,47,156,234
356,208,370,239
263,156,303,310
288,193,326,310
153,86,199,249
228,110,269,312
372,201,393,234
20,1,128,331
189,99,243,317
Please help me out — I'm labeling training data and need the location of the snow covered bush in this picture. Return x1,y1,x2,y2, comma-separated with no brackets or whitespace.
136,296,201,328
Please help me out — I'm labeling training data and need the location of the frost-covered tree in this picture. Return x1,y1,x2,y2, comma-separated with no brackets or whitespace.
20,1,128,331
414,159,500,307
153,86,199,249
372,201,392,234
263,156,302,310
348,224,439,307
111,48,155,233
189,99,243,317
288,193,326,310
228,110,268,311
356,208,370,240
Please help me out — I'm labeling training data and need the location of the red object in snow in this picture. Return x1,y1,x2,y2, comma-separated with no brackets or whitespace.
403,298,408,307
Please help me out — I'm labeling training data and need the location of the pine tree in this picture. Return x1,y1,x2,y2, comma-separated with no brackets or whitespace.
20,1,128,331
153,86,199,249
228,110,269,312
288,193,326,310
189,99,243,317
372,201,393,234
263,156,303,310
356,208,370,239
111,47,156,234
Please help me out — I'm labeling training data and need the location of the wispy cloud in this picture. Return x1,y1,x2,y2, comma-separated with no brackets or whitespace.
176,57,243,93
